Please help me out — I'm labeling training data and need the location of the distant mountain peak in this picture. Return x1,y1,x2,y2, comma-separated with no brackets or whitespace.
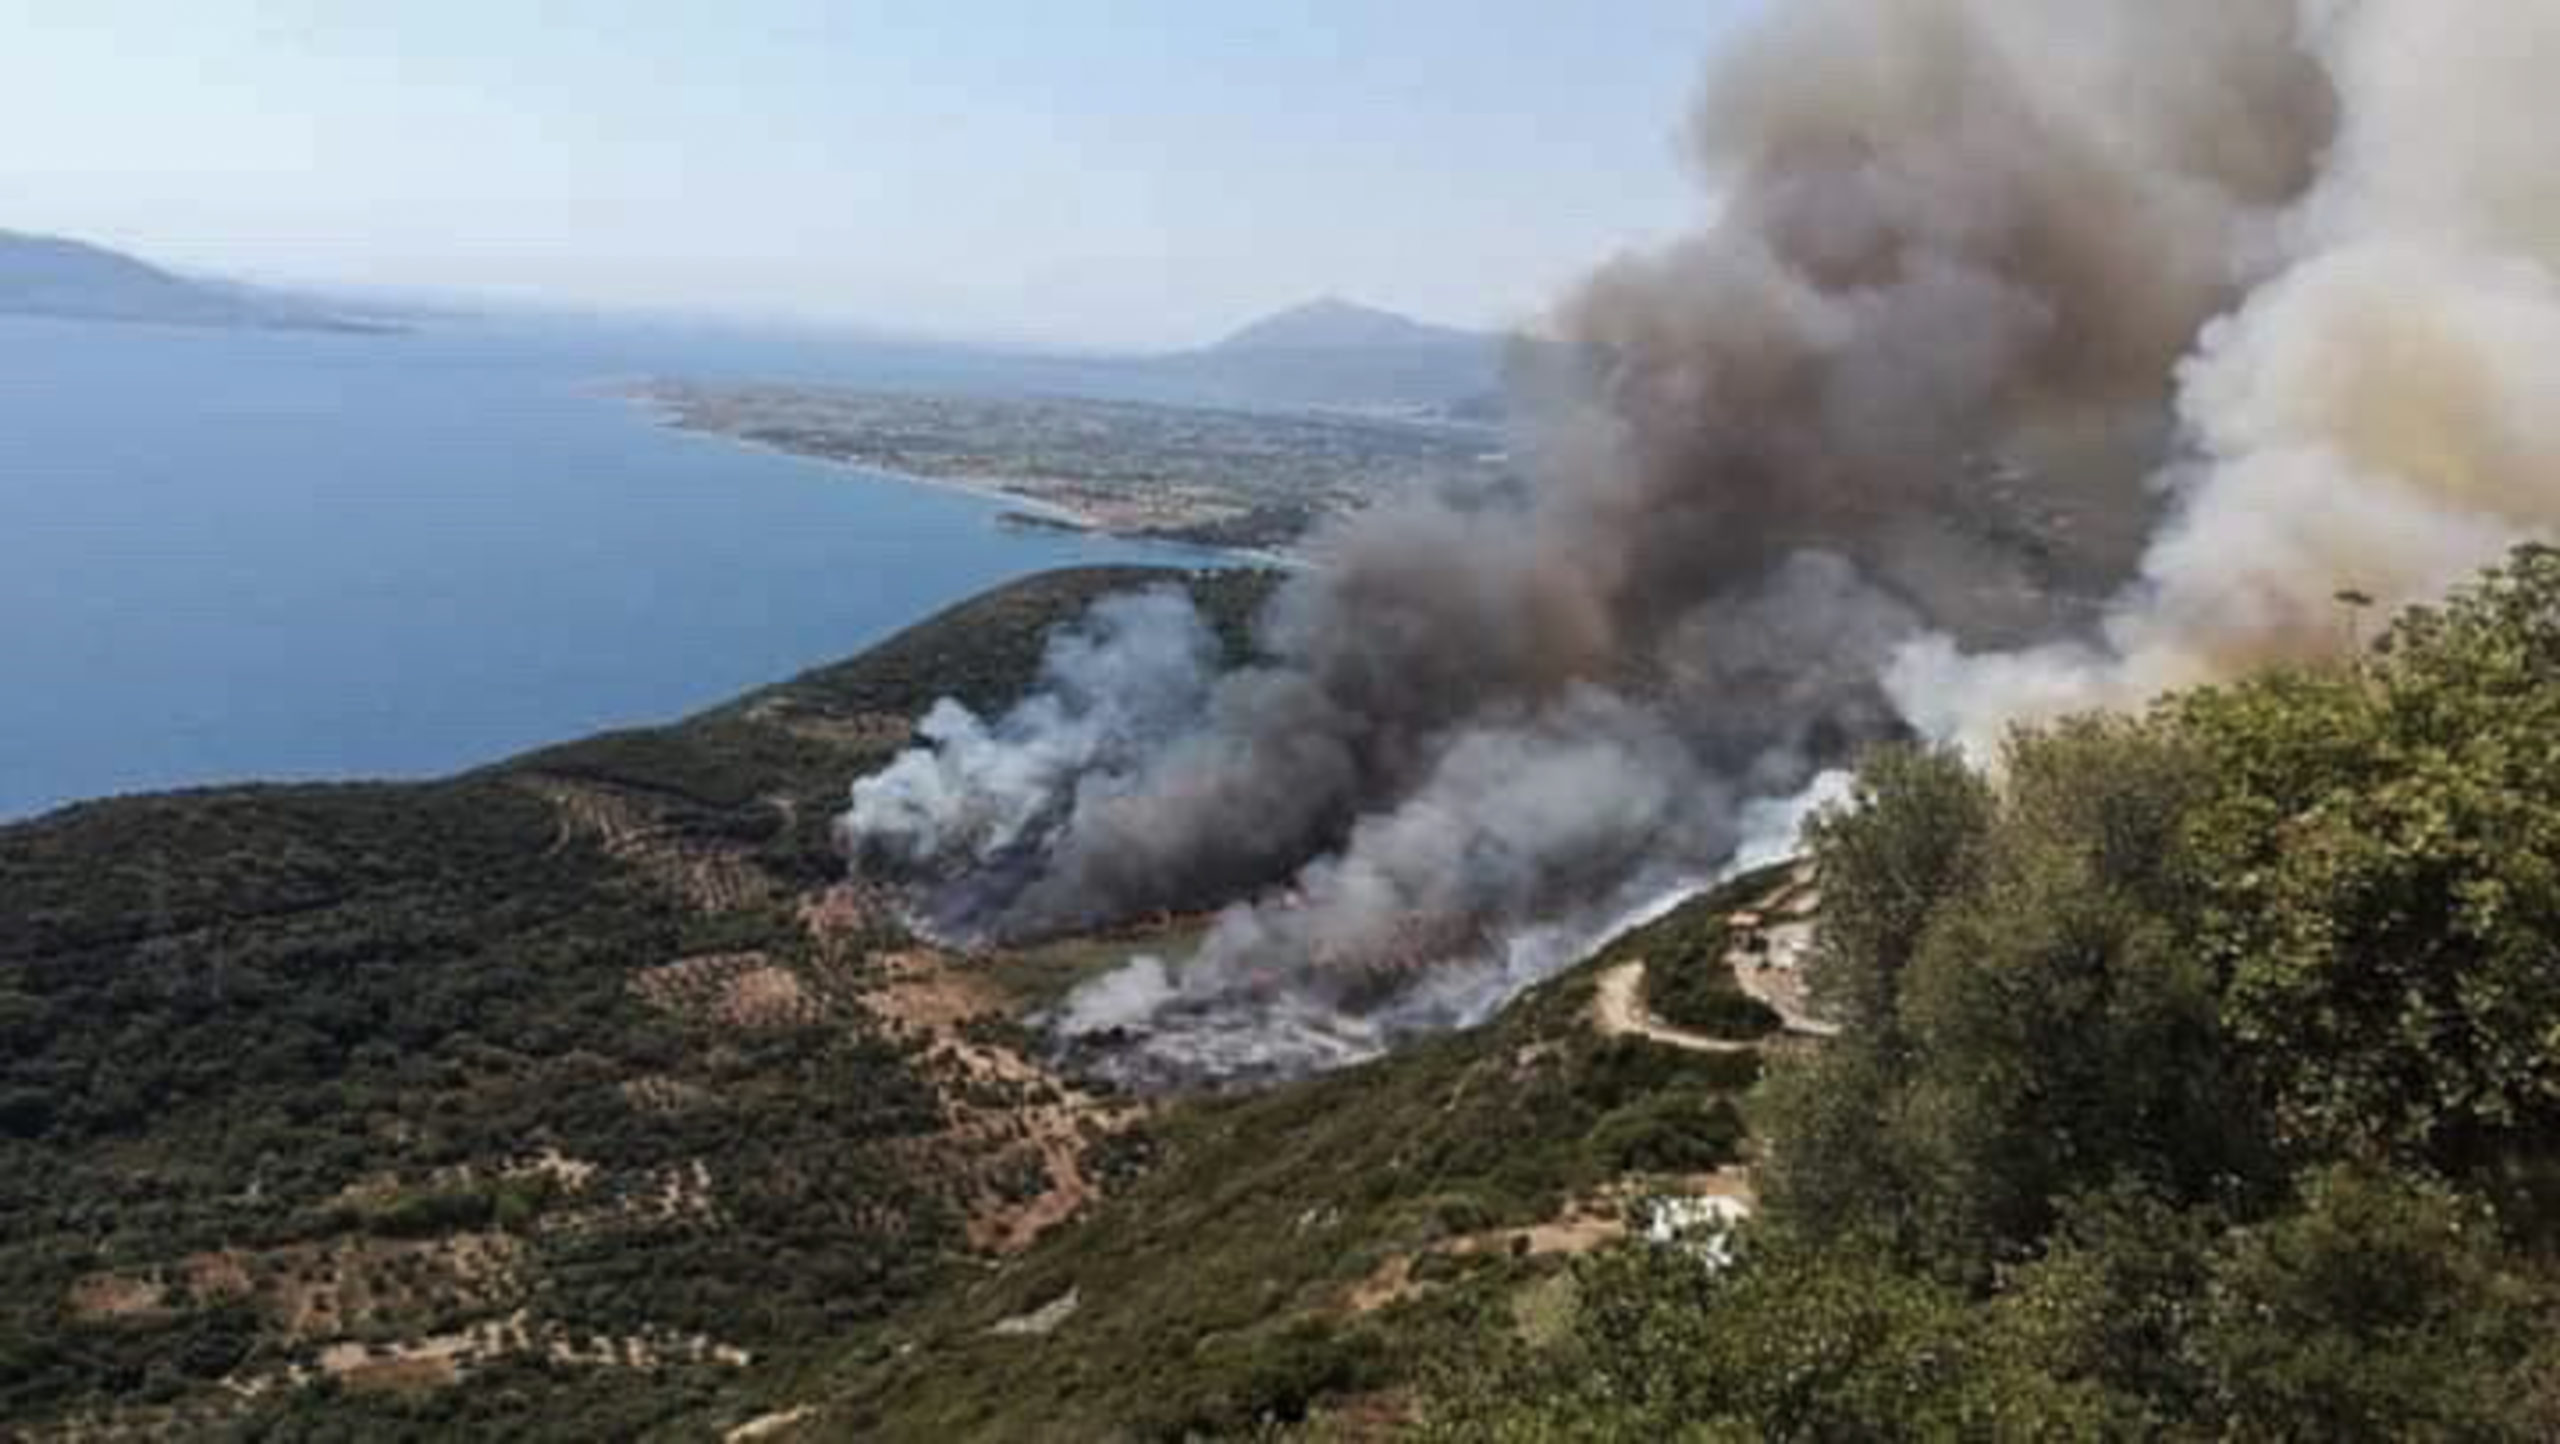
0,228,183,288
1211,297,1474,353
0,227,392,334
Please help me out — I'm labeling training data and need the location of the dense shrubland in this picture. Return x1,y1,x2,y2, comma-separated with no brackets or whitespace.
835,873,1779,1441
20,543,2560,1438
1431,545,2560,1439
0,567,1275,1436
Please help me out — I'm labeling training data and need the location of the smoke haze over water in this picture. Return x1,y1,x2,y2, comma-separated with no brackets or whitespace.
844,0,2560,1083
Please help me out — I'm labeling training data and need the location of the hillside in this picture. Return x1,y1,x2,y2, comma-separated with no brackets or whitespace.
814,863,1802,1440
0,566,1279,1438
0,553,1828,1440
0,230,390,333
15,549,2560,1439
1425,546,2560,1439
830,546,2560,1443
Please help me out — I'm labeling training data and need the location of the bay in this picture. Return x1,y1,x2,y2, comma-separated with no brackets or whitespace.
0,312,1221,819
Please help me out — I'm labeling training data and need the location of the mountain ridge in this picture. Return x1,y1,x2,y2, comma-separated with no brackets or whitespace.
1207,296,1492,355
1143,296,1509,413
0,228,395,333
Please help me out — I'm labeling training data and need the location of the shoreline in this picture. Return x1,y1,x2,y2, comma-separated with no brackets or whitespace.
606,384,1306,572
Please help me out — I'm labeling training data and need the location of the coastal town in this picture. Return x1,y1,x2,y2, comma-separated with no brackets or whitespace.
627,379,1511,554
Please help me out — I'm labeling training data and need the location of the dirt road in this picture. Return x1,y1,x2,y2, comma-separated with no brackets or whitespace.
1591,961,1761,1053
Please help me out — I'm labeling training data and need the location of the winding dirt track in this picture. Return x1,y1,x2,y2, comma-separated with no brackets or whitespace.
1727,913,1843,1040
1591,962,1760,1053
1594,865,1840,1048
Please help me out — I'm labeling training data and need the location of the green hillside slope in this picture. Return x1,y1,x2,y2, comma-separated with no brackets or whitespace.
0,566,1273,1439
1425,546,2560,1440
19,548,2560,1441
820,864,1796,1441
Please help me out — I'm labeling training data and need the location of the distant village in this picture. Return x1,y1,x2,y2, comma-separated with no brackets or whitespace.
628,380,1510,554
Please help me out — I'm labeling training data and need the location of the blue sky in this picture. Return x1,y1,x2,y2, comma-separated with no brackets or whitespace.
3,1,1748,347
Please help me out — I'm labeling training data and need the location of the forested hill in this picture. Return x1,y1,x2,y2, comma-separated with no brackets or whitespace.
760,546,2560,1442
1427,545,2560,1439
13,547,2560,1439
0,566,1276,1438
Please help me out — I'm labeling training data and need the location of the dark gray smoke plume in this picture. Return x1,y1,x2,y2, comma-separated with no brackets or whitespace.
844,0,2356,1082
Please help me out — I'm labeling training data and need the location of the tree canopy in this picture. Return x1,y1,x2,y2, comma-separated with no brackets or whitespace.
1433,545,2560,1439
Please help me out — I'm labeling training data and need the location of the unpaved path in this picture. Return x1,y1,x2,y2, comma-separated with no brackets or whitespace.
1344,1166,1757,1315
1722,879,1842,1039
1592,962,1760,1054
725,1407,816,1442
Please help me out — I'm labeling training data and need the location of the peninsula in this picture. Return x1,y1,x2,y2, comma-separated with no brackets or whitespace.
628,380,1510,554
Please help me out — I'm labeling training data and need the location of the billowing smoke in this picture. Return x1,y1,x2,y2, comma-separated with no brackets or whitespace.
841,0,2554,1082
1895,0,2560,748
843,588,1217,937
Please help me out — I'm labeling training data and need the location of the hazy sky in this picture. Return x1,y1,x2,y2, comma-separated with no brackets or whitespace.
2,1,1749,348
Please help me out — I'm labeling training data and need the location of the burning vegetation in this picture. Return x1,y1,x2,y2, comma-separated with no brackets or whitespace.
846,0,2560,1088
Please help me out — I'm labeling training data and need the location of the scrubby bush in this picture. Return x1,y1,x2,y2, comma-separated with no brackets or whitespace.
1431,548,2560,1438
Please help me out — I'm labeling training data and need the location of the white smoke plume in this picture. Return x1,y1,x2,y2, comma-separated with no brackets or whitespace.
1895,0,2560,750
841,0,2559,1082
1049,686,1733,1082
842,587,1216,934
1730,770,1855,877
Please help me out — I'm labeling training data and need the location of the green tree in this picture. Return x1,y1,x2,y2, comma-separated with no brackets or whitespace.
2180,544,2560,1168
1890,717,2261,1272
1758,746,1993,1250
2194,1166,2546,1439
1766,722,2261,1275
1802,745,1995,1039
1419,1233,2117,1441
1991,1184,2224,1426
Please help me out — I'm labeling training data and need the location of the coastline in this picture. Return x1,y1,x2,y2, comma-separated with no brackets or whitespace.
607,383,1307,572
7,320,1285,823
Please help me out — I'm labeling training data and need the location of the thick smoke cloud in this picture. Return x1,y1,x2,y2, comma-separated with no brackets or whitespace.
1897,0,2560,748
843,588,1217,935
838,0,2550,1082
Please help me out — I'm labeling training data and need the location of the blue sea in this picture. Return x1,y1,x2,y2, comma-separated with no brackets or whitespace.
0,312,1223,820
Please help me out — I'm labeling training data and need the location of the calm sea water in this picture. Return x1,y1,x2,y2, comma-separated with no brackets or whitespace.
0,313,1220,820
